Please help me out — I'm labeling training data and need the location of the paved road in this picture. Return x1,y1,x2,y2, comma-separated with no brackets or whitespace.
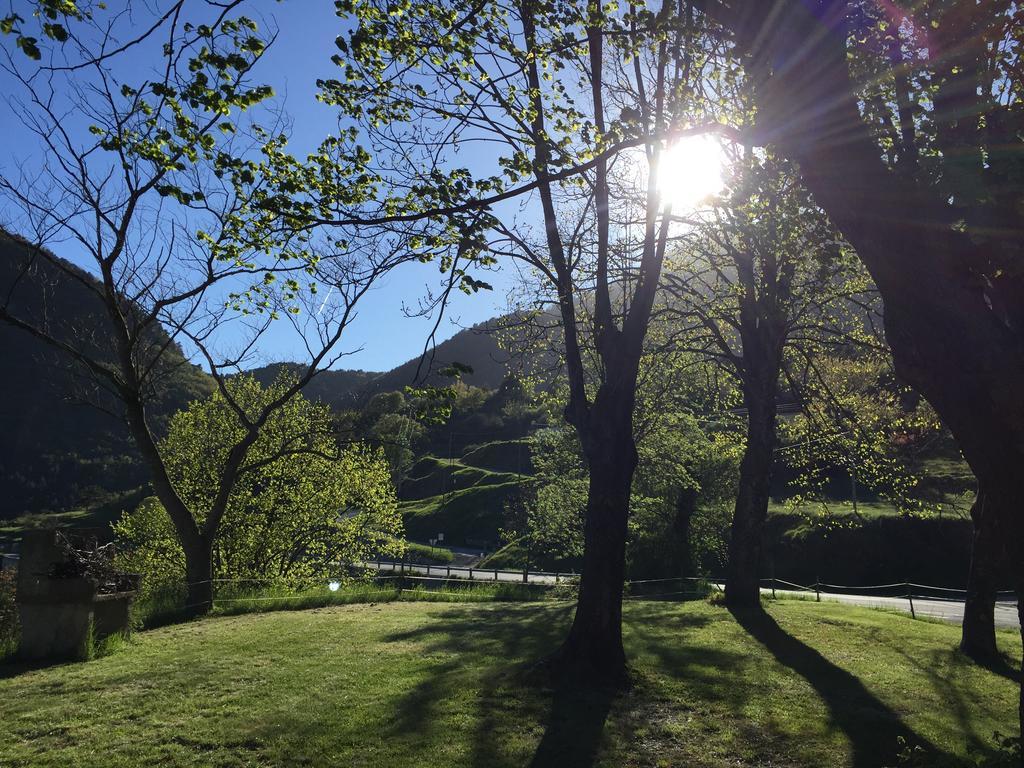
364,561,1019,627
760,587,1019,628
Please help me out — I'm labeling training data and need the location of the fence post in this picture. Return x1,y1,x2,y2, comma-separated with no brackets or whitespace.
906,581,916,619
555,572,560,584
469,568,474,580
494,569,499,581
446,565,451,578
426,564,431,576
815,580,821,603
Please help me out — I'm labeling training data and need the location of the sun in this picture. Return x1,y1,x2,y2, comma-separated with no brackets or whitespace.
656,134,729,211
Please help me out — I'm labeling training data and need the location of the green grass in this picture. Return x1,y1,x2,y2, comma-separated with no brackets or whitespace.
478,537,528,569
399,455,525,500
768,498,908,519
128,578,552,630
767,497,975,520
461,439,532,473
404,541,456,564
400,480,523,545
0,600,1018,767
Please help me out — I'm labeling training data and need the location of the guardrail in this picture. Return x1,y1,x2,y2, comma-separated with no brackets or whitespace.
362,559,575,584
151,565,1022,620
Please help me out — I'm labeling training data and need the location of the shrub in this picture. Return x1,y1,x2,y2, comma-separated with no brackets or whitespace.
0,569,18,658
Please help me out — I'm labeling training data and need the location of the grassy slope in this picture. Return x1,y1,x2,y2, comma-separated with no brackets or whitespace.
399,446,530,546
0,488,147,548
0,600,1019,767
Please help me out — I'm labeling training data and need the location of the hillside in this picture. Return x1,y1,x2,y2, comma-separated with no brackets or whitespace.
0,228,524,523
0,232,212,520
363,319,514,394
248,364,379,411
248,319,517,412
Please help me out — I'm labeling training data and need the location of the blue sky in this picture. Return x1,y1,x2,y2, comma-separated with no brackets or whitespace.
0,1,517,373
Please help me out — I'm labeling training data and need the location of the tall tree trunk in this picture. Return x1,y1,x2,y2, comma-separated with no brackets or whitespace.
183,536,214,617
726,380,777,609
961,492,1000,661
711,0,1024,739
1018,586,1024,744
554,395,637,686
675,486,697,578
122,395,213,615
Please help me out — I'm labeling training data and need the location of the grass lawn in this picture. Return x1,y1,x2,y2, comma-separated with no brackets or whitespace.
0,600,1019,767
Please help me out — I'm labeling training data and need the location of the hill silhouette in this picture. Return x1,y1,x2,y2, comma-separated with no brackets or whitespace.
248,318,517,409
0,231,212,519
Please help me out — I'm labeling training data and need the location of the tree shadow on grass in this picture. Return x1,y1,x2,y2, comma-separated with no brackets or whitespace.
528,683,615,768
522,605,719,768
0,655,76,680
379,603,717,767
971,652,1021,685
730,606,955,768
379,603,572,747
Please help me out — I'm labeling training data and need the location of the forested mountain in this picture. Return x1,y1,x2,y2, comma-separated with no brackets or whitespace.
248,364,380,411
0,231,212,519
0,230,521,518
249,320,516,408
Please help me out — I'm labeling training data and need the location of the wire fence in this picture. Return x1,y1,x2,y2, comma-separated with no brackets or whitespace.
5,551,1019,621
175,560,1021,626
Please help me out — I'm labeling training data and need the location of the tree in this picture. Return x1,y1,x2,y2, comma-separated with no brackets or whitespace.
694,0,1024,730
318,0,734,682
0,2,431,614
662,150,878,608
504,334,741,579
114,376,403,600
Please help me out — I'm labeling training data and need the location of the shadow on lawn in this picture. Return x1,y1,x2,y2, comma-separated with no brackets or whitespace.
972,652,1022,685
378,602,616,767
528,683,614,768
0,655,78,680
381,602,719,767
730,606,954,768
371,603,579,766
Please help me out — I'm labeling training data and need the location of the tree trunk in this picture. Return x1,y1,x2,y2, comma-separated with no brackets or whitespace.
961,492,1000,662
183,536,214,617
714,0,1024,740
675,486,697,578
554,398,637,686
1018,586,1024,745
726,382,777,609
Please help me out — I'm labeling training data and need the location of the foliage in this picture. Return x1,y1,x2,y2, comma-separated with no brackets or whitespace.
505,407,742,576
779,355,948,528
0,569,17,658
114,376,403,594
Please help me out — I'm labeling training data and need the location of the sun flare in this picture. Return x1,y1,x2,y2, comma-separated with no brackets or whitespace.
657,134,729,211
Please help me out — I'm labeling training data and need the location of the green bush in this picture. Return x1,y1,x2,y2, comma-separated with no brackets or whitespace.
0,569,18,658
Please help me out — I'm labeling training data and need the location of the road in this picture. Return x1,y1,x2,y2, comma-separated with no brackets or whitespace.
364,561,1020,627
760,586,1019,628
